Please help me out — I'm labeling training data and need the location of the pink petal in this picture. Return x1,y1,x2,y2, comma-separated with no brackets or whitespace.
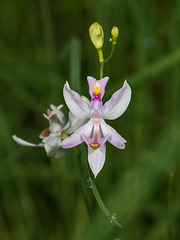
101,81,131,120
63,82,91,119
100,119,126,149
87,76,97,96
99,76,109,97
87,76,109,98
83,133,109,147
61,119,93,149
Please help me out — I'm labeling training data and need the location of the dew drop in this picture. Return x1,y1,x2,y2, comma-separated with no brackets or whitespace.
106,213,117,224
111,213,117,220
110,213,117,223
84,176,92,189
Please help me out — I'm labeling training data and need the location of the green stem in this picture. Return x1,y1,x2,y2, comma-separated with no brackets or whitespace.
100,62,104,79
80,144,122,228
99,45,115,79
74,147,91,218
103,45,115,63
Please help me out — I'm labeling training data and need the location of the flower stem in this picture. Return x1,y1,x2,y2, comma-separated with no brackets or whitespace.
99,45,115,79
80,143,122,228
103,45,115,63
74,147,91,218
100,62,104,79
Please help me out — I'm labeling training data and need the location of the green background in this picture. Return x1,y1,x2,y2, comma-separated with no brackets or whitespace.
0,0,180,239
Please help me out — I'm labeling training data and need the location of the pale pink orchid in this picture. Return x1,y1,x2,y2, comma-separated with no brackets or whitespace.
13,104,86,159
61,76,132,177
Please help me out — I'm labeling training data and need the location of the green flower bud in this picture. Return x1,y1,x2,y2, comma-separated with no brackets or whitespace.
111,26,119,45
89,22,104,50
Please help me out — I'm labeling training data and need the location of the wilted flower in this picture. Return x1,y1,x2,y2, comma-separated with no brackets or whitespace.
61,77,131,177
13,104,85,159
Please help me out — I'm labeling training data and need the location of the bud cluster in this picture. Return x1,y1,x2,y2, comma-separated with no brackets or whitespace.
89,22,119,64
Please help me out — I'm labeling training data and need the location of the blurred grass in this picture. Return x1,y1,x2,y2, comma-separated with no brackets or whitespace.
0,0,180,240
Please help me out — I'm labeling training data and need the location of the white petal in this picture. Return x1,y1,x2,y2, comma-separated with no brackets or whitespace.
101,81,131,120
49,104,67,126
63,82,91,119
61,118,93,149
43,134,61,156
80,95,91,106
50,104,63,111
49,122,62,134
100,119,126,149
65,111,88,135
12,135,43,147
87,76,97,96
88,144,106,177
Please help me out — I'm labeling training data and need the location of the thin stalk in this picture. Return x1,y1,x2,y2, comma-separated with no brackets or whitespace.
99,45,115,78
80,143,122,228
103,45,115,63
74,147,92,218
100,62,104,79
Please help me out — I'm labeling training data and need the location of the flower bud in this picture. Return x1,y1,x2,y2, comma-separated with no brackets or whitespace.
111,26,119,45
89,22,104,50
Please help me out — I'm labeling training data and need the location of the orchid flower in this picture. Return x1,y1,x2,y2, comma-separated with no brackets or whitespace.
13,104,85,159
61,76,131,177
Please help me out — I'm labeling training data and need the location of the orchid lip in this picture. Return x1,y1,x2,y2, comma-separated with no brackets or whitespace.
82,118,109,150
83,134,109,150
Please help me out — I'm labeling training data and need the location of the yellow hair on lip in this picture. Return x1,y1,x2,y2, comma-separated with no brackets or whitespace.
93,86,101,95
90,143,100,150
